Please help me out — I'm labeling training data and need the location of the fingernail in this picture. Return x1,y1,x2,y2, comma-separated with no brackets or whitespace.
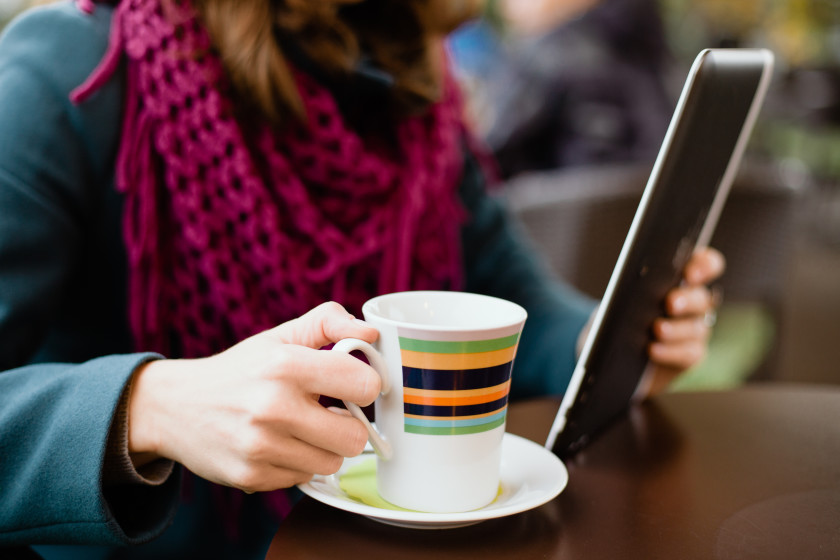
353,318,371,328
671,295,686,313
327,406,350,416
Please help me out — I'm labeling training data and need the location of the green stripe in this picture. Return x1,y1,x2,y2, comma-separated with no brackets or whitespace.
403,417,506,435
398,334,520,354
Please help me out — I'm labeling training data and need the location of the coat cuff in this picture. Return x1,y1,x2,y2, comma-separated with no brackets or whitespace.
103,360,175,487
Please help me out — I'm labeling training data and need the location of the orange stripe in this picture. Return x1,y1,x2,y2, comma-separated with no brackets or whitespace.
400,346,517,370
403,384,511,406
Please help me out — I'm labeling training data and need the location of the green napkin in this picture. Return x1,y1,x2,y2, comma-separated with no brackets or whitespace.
339,457,415,511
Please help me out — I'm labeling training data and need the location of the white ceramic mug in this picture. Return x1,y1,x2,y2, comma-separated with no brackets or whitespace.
332,291,527,513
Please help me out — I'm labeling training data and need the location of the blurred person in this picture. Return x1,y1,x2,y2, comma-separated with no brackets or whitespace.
450,0,674,178
0,0,723,558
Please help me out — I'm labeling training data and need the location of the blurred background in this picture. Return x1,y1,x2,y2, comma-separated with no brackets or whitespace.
2,0,838,387
447,0,840,389
0,0,25,24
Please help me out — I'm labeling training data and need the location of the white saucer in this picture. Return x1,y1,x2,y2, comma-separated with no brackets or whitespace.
297,432,568,529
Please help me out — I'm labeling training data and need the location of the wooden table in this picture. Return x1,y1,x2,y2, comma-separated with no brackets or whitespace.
267,384,840,559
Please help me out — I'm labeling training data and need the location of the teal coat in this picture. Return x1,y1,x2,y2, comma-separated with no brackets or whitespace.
0,2,593,556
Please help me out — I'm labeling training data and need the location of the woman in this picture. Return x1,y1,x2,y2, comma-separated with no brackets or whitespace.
0,0,722,557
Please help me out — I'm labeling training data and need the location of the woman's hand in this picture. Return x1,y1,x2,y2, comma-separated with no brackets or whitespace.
643,247,726,396
127,302,381,492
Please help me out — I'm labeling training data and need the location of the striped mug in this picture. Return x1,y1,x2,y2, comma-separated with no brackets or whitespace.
333,291,527,513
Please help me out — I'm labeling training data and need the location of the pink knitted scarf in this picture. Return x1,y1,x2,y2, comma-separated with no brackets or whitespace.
71,0,466,536
72,0,465,361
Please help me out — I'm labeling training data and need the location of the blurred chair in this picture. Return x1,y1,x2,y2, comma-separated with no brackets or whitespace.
502,161,798,386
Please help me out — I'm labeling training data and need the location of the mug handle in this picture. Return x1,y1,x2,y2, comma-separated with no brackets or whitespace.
331,338,393,460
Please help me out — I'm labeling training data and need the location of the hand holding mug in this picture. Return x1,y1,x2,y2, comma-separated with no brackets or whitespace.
126,302,382,492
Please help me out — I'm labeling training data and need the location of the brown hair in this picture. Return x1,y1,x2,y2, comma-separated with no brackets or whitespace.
192,0,481,125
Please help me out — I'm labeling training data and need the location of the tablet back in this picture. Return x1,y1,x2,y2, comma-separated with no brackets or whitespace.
546,48,775,457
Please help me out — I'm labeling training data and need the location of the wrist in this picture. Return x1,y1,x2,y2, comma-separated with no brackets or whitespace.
127,358,177,465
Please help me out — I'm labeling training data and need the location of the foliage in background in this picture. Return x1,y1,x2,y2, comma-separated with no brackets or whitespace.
661,0,840,196
660,0,840,67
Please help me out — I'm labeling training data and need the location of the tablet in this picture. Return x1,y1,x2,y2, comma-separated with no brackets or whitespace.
545,48,775,457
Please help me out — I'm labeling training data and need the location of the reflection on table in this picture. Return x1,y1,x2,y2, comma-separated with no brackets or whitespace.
267,384,840,560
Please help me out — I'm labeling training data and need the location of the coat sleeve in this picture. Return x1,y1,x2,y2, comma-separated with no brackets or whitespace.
459,148,597,399
0,5,179,546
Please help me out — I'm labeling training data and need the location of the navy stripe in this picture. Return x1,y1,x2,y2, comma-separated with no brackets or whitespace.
403,396,510,418
402,363,513,391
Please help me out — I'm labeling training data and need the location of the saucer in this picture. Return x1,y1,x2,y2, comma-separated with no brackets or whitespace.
297,432,568,529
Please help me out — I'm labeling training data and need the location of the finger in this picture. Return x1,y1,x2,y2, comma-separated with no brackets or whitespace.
684,247,726,285
289,401,371,458
267,437,347,476
652,317,710,343
226,435,343,492
256,435,346,478
666,285,714,317
269,302,380,349
240,468,314,493
274,469,314,489
648,340,706,370
272,345,382,405
641,365,682,397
